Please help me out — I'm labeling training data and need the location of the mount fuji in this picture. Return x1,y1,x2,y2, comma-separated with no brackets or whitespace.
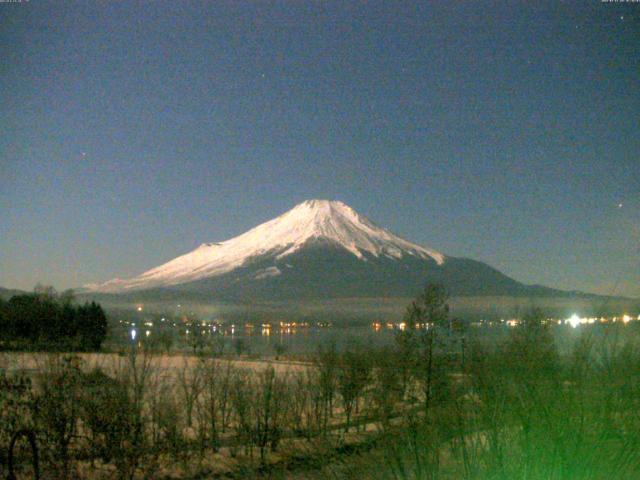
84,200,569,301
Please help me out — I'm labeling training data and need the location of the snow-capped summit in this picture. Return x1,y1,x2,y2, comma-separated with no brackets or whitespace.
87,200,445,293
84,199,571,300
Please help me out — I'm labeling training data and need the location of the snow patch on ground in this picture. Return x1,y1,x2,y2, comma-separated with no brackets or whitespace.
253,266,281,280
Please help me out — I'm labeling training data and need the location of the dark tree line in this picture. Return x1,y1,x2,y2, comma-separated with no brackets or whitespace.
0,287,107,351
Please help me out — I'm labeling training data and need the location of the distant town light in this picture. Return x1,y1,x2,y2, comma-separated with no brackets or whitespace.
145,330,151,337
137,306,143,312
130,329,137,340
567,314,581,328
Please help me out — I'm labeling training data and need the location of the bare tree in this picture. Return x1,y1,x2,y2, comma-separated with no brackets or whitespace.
177,357,204,428
315,342,338,434
286,368,329,440
34,355,82,479
401,283,452,416
219,360,235,433
150,382,184,462
252,366,289,463
371,346,404,427
336,344,372,433
195,359,236,454
230,369,254,458
114,346,156,479
79,367,132,468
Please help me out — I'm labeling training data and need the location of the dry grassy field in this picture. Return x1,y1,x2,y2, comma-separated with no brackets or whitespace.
0,351,310,377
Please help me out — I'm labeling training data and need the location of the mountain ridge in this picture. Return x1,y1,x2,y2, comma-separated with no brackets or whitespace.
82,200,623,302
86,199,445,293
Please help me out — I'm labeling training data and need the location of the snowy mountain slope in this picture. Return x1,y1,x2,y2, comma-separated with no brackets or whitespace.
164,241,535,300
81,199,606,302
86,200,445,293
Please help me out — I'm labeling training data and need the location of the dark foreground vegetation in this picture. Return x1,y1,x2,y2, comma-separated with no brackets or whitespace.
0,286,107,351
1,284,640,479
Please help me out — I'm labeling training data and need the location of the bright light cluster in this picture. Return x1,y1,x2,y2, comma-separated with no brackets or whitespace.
567,314,581,328
564,314,637,328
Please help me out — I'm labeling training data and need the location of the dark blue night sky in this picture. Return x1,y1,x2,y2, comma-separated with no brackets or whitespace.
1,1,638,296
